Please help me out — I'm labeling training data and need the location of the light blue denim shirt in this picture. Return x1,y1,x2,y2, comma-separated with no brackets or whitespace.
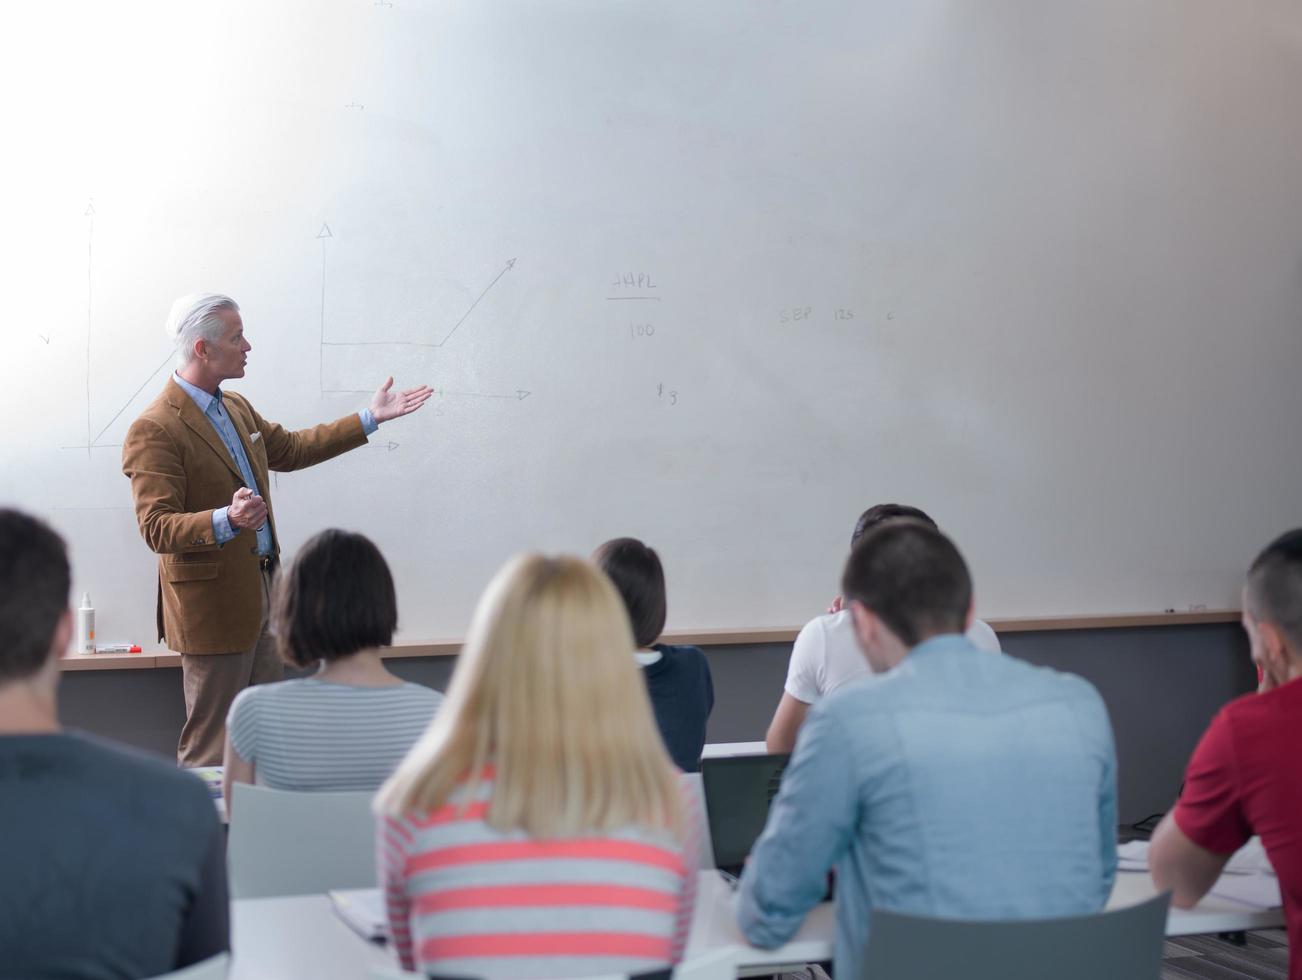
171,373,378,553
736,634,1117,980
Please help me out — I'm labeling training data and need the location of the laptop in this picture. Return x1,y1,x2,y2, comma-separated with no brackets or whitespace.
699,753,790,879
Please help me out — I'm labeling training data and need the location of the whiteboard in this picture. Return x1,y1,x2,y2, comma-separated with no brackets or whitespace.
4,0,1302,647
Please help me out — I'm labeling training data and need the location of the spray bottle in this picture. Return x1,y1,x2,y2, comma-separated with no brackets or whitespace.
76,593,95,654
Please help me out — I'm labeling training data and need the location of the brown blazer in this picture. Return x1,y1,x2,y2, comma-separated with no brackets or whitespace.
122,378,368,654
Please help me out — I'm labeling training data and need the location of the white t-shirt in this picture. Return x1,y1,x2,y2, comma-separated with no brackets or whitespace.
782,610,1001,704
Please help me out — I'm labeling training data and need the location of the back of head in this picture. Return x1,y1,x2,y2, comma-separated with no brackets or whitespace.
592,537,667,648
165,292,239,368
378,554,682,838
1246,529,1302,652
0,510,71,683
841,520,972,648
273,528,398,667
850,503,937,549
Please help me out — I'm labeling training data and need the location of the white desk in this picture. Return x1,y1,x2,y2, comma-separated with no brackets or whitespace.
231,894,394,979
229,870,1283,979
1107,871,1284,936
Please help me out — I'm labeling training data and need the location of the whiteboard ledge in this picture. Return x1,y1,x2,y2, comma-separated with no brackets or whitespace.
57,610,1240,670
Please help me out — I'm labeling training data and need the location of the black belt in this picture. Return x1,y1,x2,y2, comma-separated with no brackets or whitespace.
257,555,278,573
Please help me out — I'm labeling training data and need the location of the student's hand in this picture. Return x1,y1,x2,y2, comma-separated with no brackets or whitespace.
370,377,434,422
827,595,844,614
229,487,267,530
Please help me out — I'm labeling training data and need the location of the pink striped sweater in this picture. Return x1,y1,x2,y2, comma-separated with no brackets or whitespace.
379,776,699,978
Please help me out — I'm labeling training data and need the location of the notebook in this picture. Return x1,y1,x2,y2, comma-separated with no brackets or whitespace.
330,887,388,943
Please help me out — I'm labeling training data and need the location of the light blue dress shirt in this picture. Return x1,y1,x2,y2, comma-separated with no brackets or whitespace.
736,634,1117,980
171,373,378,554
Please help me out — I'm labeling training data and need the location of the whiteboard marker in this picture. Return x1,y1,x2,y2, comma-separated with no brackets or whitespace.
96,644,142,654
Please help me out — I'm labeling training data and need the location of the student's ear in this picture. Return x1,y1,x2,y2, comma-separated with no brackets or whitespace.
50,608,73,659
1257,620,1291,685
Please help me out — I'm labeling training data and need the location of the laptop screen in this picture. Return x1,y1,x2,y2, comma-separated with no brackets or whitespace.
700,753,789,871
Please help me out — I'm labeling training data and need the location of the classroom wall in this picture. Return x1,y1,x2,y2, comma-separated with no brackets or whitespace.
13,0,1302,652
58,622,1254,825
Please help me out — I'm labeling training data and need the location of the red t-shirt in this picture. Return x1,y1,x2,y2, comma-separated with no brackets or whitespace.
1174,677,1302,979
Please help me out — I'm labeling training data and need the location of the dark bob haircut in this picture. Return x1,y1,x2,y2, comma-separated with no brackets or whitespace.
841,520,971,648
850,503,937,549
273,528,398,668
592,537,667,649
0,509,71,684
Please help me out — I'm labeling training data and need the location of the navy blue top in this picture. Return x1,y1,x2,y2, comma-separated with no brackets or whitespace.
0,732,229,979
643,643,715,772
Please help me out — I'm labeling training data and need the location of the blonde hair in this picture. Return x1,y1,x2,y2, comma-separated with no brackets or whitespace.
376,554,684,839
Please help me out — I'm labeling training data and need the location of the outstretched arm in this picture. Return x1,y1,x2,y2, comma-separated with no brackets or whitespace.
1150,813,1231,908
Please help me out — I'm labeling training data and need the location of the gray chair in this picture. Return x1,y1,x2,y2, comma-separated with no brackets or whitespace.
369,948,733,979
859,893,1170,980
227,783,377,899
679,771,717,870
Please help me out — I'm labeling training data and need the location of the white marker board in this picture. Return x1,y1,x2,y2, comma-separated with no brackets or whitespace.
4,0,1302,647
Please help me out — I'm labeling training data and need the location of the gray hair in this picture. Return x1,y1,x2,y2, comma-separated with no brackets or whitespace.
165,293,240,368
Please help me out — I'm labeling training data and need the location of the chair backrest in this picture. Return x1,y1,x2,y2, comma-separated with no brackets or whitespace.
227,782,377,899
146,952,230,980
679,771,717,870
860,893,1170,980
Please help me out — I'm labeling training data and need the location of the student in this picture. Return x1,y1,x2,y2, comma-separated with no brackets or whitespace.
766,503,1001,753
0,509,229,979
1150,529,1302,980
375,554,698,979
223,529,441,802
738,520,1116,980
593,537,714,772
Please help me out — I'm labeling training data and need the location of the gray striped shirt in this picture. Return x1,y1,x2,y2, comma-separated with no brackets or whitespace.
227,679,441,792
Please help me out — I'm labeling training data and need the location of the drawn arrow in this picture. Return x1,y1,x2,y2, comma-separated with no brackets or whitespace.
87,352,175,448
38,334,50,344
84,200,95,457
321,258,518,350
438,388,531,401
369,440,400,451
318,223,332,392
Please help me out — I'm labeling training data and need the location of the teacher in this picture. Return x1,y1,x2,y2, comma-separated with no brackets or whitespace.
122,293,431,766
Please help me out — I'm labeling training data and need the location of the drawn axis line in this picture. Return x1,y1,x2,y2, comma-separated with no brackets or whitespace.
321,258,518,351
84,351,174,449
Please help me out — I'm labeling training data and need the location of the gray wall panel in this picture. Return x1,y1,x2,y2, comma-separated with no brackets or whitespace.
57,623,1256,825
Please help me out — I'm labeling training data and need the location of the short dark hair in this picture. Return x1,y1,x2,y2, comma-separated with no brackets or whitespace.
841,520,972,648
273,529,398,668
0,509,71,683
592,537,667,648
1246,529,1302,651
850,503,937,549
